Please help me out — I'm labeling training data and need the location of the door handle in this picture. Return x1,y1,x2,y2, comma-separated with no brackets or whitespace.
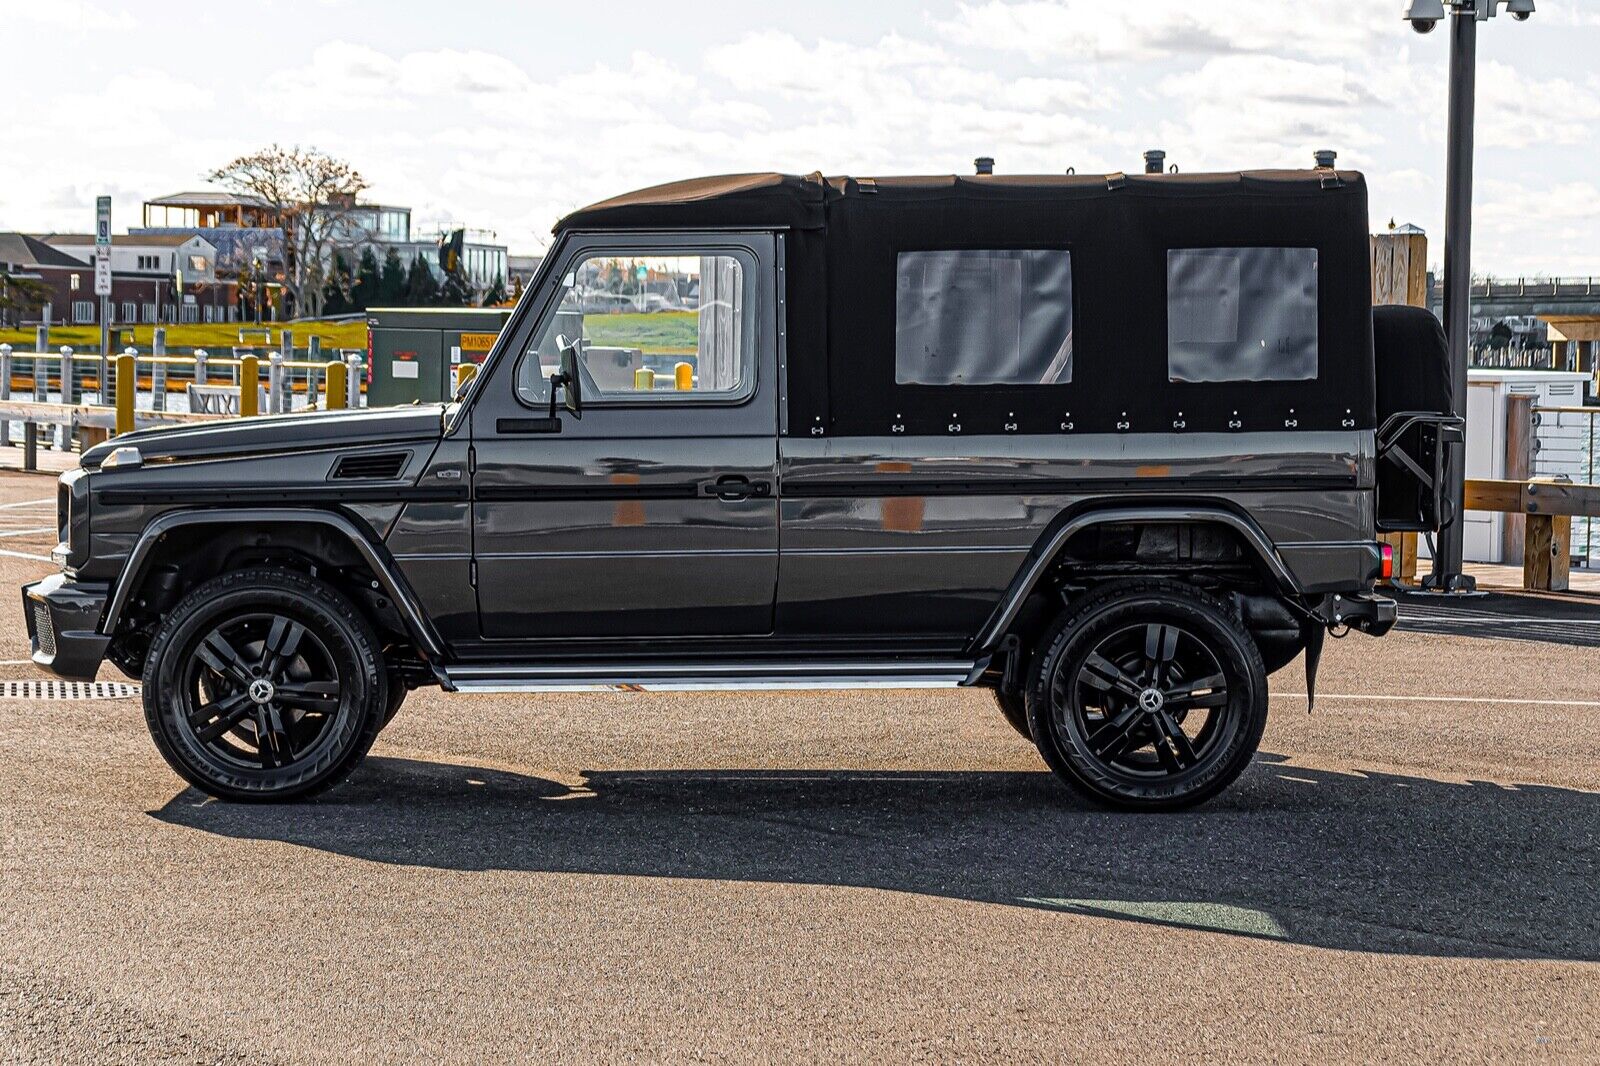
701,475,771,502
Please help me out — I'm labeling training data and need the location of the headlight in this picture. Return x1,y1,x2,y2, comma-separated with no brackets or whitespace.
55,468,90,572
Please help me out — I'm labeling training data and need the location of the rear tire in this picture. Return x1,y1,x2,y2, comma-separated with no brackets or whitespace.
1026,579,1267,811
142,567,387,802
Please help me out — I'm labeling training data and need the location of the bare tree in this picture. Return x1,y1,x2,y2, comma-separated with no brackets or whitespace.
210,145,368,319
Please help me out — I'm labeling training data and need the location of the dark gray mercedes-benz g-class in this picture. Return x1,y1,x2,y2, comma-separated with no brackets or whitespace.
23,168,1458,809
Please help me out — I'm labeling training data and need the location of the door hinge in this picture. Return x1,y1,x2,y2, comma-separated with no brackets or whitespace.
468,446,477,475
469,559,478,587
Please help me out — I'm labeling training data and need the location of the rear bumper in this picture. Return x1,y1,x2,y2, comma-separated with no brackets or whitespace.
22,573,112,680
1316,589,1398,637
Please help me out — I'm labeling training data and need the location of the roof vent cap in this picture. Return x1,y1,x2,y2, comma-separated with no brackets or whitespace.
1143,149,1166,174
973,156,994,176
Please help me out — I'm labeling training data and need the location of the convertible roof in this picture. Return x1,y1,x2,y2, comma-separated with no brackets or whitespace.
555,168,1366,234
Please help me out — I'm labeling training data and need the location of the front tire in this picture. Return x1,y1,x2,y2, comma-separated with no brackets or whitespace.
142,568,387,802
1026,580,1267,811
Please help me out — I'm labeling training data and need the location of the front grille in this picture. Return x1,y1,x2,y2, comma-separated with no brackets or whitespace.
33,601,55,657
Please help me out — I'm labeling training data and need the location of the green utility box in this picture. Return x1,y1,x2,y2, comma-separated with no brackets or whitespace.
366,307,514,407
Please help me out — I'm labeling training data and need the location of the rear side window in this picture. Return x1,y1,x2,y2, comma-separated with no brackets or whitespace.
1167,247,1318,383
894,249,1074,386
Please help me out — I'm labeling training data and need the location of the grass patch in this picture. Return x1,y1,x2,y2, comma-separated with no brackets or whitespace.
583,311,698,355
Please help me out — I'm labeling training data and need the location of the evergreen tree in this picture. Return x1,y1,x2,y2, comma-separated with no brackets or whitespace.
378,247,406,304
322,252,352,315
352,247,380,311
441,265,473,306
404,253,440,305
481,273,508,307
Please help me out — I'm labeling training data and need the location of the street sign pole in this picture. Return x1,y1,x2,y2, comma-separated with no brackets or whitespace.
95,196,112,401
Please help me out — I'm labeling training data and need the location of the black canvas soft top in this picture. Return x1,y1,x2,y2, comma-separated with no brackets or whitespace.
555,169,1362,234
556,167,1375,438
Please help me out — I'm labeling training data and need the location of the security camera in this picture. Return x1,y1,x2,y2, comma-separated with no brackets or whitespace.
1404,0,1446,32
1505,0,1534,21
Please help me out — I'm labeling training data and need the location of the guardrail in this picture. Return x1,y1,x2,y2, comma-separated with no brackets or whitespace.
0,344,362,472
1433,277,1600,299
1464,477,1600,591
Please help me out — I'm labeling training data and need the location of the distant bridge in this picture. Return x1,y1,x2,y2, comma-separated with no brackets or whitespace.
1430,277,1600,322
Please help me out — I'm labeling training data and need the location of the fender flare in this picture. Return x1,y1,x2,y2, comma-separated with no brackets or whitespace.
99,507,445,660
967,504,1303,655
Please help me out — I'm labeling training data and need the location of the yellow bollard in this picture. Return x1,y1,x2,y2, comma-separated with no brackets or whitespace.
455,362,478,393
240,354,259,417
633,367,655,391
114,353,136,436
674,362,693,391
324,359,347,410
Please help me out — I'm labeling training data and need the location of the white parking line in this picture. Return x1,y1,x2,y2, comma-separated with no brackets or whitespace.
1273,691,1600,708
0,548,51,562
0,498,54,510
0,527,55,538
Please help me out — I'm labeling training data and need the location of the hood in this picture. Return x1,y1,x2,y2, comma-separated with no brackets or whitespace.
80,404,449,469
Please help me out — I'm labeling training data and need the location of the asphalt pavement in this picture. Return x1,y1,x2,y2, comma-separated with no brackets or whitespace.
1,466,1596,1062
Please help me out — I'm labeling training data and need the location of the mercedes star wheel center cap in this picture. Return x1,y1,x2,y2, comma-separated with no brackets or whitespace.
1138,688,1165,713
247,678,276,705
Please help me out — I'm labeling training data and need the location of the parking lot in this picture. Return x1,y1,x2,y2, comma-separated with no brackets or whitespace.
1,467,1597,1062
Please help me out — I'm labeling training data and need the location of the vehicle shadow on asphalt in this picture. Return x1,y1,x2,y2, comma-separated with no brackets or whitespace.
151,753,1600,963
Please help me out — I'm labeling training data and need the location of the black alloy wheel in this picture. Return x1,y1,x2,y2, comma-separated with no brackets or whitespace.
1027,580,1267,810
143,568,386,802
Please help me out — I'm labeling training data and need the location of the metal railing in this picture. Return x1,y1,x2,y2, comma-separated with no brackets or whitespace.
1434,276,1600,300
0,341,365,471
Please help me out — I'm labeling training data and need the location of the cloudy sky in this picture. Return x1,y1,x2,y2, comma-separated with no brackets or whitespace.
3,0,1596,274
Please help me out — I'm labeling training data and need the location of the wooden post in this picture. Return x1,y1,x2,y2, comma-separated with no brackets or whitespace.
1503,393,1535,565
240,354,259,417
1370,228,1430,307
1525,513,1572,591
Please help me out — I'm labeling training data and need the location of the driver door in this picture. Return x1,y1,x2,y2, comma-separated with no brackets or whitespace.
469,232,779,640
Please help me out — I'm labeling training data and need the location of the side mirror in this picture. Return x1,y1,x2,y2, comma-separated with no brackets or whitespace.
551,334,583,420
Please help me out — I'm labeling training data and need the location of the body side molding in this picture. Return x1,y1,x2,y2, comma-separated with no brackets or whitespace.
99,507,445,659
968,504,1303,654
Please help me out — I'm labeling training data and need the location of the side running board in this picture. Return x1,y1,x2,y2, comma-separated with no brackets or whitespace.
441,658,988,693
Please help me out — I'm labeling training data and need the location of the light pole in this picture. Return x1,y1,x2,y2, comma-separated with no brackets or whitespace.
1405,0,1535,592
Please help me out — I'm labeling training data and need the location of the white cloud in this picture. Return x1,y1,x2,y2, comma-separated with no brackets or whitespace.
932,0,1395,62
0,0,133,31
0,5,1592,272
1476,60,1600,149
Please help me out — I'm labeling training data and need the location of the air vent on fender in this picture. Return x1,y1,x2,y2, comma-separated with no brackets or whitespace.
331,452,408,480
